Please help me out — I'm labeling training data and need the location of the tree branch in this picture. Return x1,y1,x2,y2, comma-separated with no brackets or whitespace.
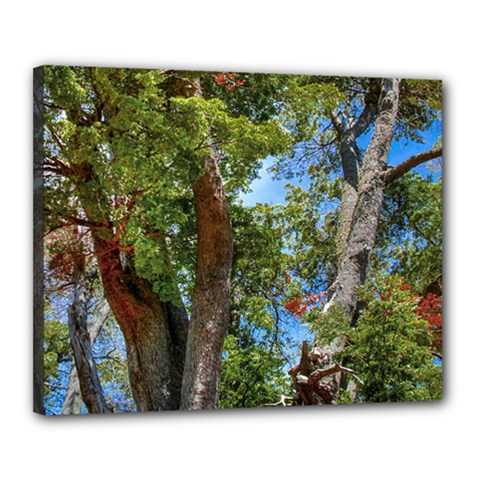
264,395,294,407
432,351,443,361
349,101,377,139
384,148,442,184
331,112,345,135
308,364,363,385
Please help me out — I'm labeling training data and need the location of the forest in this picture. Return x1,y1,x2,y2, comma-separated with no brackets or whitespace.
33,66,442,414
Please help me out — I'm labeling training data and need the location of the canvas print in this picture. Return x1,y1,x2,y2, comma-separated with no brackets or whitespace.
33,66,442,414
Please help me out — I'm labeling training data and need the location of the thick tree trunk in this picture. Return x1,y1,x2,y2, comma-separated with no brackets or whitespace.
291,78,401,405
63,299,110,415
68,258,110,414
92,234,188,411
67,73,232,411
170,76,234,410
71,161,188,412
180,152,233,409
334,78,400,320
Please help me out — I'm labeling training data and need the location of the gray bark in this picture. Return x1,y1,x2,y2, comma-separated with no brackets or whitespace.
384,147,442,184
332,86,378,265
334,78,400,321
291,78,401,405
62,299,110,415
68,258,110,414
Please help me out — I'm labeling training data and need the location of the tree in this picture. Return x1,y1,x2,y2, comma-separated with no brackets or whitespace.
282,78,442,404
39,66,291,411
43,226,130,414
67,253,110,414
218,202,295,408
34,66,45,415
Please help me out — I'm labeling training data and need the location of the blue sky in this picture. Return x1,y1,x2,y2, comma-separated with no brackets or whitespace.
240,156,289,206
240,117,442,207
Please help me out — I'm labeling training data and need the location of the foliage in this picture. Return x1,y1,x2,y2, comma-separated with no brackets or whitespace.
218,202,296,407
379,173,442,292
41,68,443,411
417,293,443,354
43,66,296,306
347,276,442,402
44,319,71,394
219,331,290,409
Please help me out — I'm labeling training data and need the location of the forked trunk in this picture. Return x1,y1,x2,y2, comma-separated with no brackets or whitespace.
92,234,188,411
70,150,188,412
334,78,400,320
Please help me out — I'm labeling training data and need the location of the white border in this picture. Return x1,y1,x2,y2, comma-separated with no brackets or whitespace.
1,1,477,478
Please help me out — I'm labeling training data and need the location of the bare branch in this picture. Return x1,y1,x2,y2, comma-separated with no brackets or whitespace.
264,395,294,407
432,352,443,361
349,101,377,139
331,112,344,135
309,364,363,385
384,148,442,184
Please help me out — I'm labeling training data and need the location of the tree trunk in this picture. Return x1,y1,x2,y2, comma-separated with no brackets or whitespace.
332,85,378,264
174,77,233,409
334,78,400,320
71,161,188,412
68,258,110,414
180,152,233,409
92,234,188,411
291,78,401,405
63,299,110,415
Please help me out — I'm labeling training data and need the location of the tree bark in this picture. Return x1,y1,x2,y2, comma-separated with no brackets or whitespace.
332,86,378,265
180,153,233,409
291,78,401,405
384,147,442,184
92,233,188,411
334,78,400,321
68,258,110,414
62,299,110,415
70,161,188,412
180,78,234,409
